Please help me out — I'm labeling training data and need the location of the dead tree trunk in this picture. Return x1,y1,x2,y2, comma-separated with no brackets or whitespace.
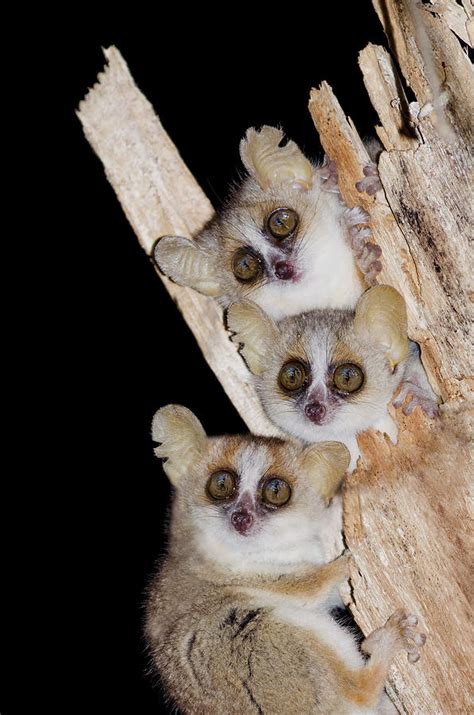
78,2,473,710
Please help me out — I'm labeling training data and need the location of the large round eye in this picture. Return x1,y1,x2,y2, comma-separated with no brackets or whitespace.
262,477,291,507
232,247,262,282
278,361,308,391
333,363,364,393
266,208,298,240
206,471,237,500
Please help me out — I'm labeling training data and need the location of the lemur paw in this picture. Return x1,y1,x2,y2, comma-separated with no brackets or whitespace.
317,158,340,193
356,241,383,286
346,207,382,286
393,380,439,418
355,162,383,196
362,610,427,663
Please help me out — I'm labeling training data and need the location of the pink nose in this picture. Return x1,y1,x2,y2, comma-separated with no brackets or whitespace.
305,401,327,424
274,261,294,280
231,510,254,535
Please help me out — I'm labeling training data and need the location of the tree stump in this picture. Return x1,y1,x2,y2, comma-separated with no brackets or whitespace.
78,2,473,709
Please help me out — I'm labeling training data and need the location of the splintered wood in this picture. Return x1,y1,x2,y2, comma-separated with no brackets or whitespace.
308,2,473,712
78,3,473,710
77,47,278,438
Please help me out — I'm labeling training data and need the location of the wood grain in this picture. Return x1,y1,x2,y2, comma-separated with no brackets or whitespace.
77,47,279,438
308,2,473,711
78,15,473,710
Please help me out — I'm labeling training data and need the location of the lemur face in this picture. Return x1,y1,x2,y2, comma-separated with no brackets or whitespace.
255,312,400,442
153,126,364,320
201,193,319,304
227,286,409,447
151,405,349,571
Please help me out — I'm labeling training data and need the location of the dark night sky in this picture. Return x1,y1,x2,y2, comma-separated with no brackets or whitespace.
4,8,389,713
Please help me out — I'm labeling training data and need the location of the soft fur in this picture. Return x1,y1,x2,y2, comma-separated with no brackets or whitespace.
145,406,426,714
256,311,403,468
154,126,371,321
154,126,438,419
227,287,415,470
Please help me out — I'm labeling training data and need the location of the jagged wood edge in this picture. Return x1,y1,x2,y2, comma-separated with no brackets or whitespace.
309,2,473,711
77,46,280,439
77,25,473,713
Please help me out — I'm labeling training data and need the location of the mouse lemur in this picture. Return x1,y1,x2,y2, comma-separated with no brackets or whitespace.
226,285,435,469
154,125,380,319
154,125,438,433
145,405,426,714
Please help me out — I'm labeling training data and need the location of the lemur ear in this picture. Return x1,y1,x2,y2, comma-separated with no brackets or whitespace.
299,442,351,502
354,285,409,371
152,405,207,487
226,300,279,376
239,126,314,192
153,235,223,297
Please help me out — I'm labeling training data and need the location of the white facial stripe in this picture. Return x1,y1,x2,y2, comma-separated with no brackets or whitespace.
247,229,280,267
234,214,292,267
234,442,272,498
307,326,332,386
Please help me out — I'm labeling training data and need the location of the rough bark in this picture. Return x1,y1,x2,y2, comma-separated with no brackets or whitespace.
307,2,473,711
78,4,473,709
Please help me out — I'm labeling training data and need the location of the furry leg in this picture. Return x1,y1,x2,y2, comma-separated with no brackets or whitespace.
343,610,426,710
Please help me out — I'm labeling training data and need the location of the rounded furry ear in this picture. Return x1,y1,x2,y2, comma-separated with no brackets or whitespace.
152,405,207,487
153,235,223,297
239,126,313,191
354,285,409,371
226,300,279,376
299,442,351,502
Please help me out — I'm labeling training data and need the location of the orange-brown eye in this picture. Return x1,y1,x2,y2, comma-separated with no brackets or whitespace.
333,363,364,393
262,477,291,507
278,361,308,391
232,247,262,282
206,471,236,500
267,208,298,239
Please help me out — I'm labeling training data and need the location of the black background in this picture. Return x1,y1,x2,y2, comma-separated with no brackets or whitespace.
5,8,388,713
